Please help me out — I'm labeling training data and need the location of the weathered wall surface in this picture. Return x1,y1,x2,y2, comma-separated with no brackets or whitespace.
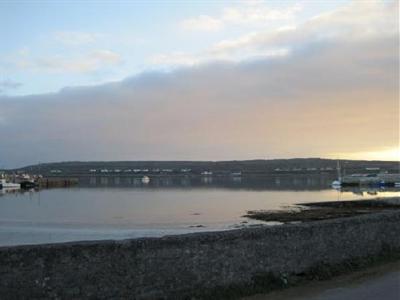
1,211,399,299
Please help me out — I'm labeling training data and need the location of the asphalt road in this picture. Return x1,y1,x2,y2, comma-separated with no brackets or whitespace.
243,261,400,300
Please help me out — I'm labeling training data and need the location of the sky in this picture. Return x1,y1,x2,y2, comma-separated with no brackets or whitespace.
0,0,399,168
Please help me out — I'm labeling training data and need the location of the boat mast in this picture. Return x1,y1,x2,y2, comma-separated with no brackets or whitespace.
336,160,341,182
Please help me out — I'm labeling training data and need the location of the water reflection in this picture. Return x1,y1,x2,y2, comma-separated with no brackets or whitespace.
1,175,399,198
1,175,399,246
78,175,338,191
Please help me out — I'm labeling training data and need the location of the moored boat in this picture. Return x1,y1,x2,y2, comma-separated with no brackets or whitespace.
331,160,400,188
0,179,21,190
331,160,342,188
331,180,341,189
141,176,150,184
20,181,38,189
341,173,400,187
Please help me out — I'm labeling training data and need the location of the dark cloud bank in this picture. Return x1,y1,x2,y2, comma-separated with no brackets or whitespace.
0,26,398,167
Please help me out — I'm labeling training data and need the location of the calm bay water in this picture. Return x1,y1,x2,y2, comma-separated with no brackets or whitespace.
1,176,399,246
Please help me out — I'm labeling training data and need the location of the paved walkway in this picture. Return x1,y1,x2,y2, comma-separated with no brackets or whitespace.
243,261,400,300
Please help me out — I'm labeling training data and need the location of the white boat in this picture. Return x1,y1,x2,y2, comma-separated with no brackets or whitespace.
0,179,21,190
331,180,341,189
141,176,150,184
201,171,213,176
331,160,342,188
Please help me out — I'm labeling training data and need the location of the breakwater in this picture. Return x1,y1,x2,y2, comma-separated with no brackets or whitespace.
1,211,399,299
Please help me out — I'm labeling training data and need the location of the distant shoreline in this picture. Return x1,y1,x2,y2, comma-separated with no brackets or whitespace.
4,158,398,179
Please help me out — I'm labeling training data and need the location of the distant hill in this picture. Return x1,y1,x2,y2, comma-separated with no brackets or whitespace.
7,158,399,176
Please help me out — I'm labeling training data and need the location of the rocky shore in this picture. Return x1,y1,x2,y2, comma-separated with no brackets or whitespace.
245,197,400,223
1,200,399,299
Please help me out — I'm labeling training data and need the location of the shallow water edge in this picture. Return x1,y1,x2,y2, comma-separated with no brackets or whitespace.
1,210,399,299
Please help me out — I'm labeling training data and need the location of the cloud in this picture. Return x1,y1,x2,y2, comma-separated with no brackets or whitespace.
0,79,22,94
181,15,223,31
0,1,397,167
150,52,199,67
160,0,398,68
180,2,302,31
214,0,398,52
0,31,397,167
221,2,301,25
91,50,122,65
150,48,289,67
54,31,102,46
12,50,122,74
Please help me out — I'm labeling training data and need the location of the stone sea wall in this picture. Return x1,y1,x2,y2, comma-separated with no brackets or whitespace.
1,211,399,299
